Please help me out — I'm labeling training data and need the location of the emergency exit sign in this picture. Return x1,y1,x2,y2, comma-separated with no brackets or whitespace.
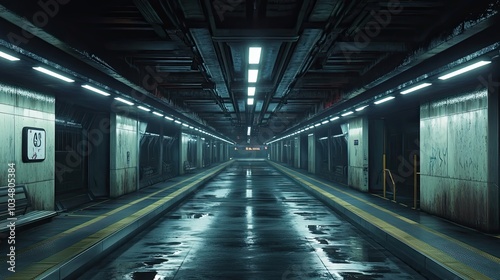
22,127,46,162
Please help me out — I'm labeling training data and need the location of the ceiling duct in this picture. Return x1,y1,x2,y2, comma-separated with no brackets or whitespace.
190,29,232,107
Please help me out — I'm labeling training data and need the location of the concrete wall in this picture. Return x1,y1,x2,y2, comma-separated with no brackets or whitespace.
197,136,203,168
420,89,498,231
109,114,138,198
0,83,55,210
348,117,369,191
308,134,315,173
179,133,189,174
294,137,300,168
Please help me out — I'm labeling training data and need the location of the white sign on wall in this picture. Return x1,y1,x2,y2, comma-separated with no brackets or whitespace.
22,127,46,162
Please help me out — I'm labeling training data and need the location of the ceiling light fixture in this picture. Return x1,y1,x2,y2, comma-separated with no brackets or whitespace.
33,66,74,83
248,98,254,105
114,97,134,105
439,61,491,80
401,83,432,95
174,120,181,124
249,47,262,64
247,126,251,136
0,51,20,61
81,85,110,96
341,111,354,117
355,105,369,111
248,70,259,83
248,87,256,96
330,116,340,121
322,120,329,124
137,106,150,111
153,112,163,117
374,96,395,105
165,116,174,121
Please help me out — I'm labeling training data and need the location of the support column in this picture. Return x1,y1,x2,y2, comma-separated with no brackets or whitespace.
197,136,203,168
109,113,139,198
487,64,499,232
308,133,315,174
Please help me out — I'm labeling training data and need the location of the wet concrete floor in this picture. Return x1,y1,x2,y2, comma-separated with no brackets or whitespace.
78,160,424,279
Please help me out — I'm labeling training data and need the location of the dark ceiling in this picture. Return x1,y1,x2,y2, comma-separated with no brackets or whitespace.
0,0,499,144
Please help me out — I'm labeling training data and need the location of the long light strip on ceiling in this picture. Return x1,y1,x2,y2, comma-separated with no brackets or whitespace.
248,87,256,96
165,116,174,121
0,51,20,61
33,66,74,83
248,70,259,83
249,47,262,64
114,97,134,105
248,98,254,105
138,106,150,111
330,116,340,121
81,85,110,96
153,112,163,117
247,126,251,136
341,111,354,117
355,105,369,111
374,96,395,105
438,61,491,80
401,83,432,95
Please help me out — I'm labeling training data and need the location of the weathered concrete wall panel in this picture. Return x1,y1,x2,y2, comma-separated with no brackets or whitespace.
110,114,138,198
0,83,55,210
348,117,369,191
420,89,494,231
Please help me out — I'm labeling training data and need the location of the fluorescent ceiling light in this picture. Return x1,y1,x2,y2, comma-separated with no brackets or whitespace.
355,105,369,111
33,67,74,83
305,127,310,131
248,70,259,83
138,106,150,111
165,116,174,121
319,137,328,141
174,120,181,124
0,51,20,61
114,97,134,105
248,87,256,96
248,98,254,105
438,61,491,80
153,112,163,117
401,83,432,95
315,123,321,127
374,96,395,105
247,126,251,136
189,126,194,129
322,120,329,124
309,126,315,129
341,111,354,117
182,123,189,127
330,116,340,121
81,85,110,96
249,47,262,64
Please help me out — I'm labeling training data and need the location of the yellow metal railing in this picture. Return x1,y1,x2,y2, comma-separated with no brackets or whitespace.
382,154,396,201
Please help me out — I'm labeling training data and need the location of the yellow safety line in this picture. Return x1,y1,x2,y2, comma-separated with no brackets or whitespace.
64,214,99,218
5,163,230,279
272,162,500,264
270,162,496,280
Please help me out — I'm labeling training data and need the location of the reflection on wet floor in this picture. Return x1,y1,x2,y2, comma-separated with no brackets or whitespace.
78,161,424,280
